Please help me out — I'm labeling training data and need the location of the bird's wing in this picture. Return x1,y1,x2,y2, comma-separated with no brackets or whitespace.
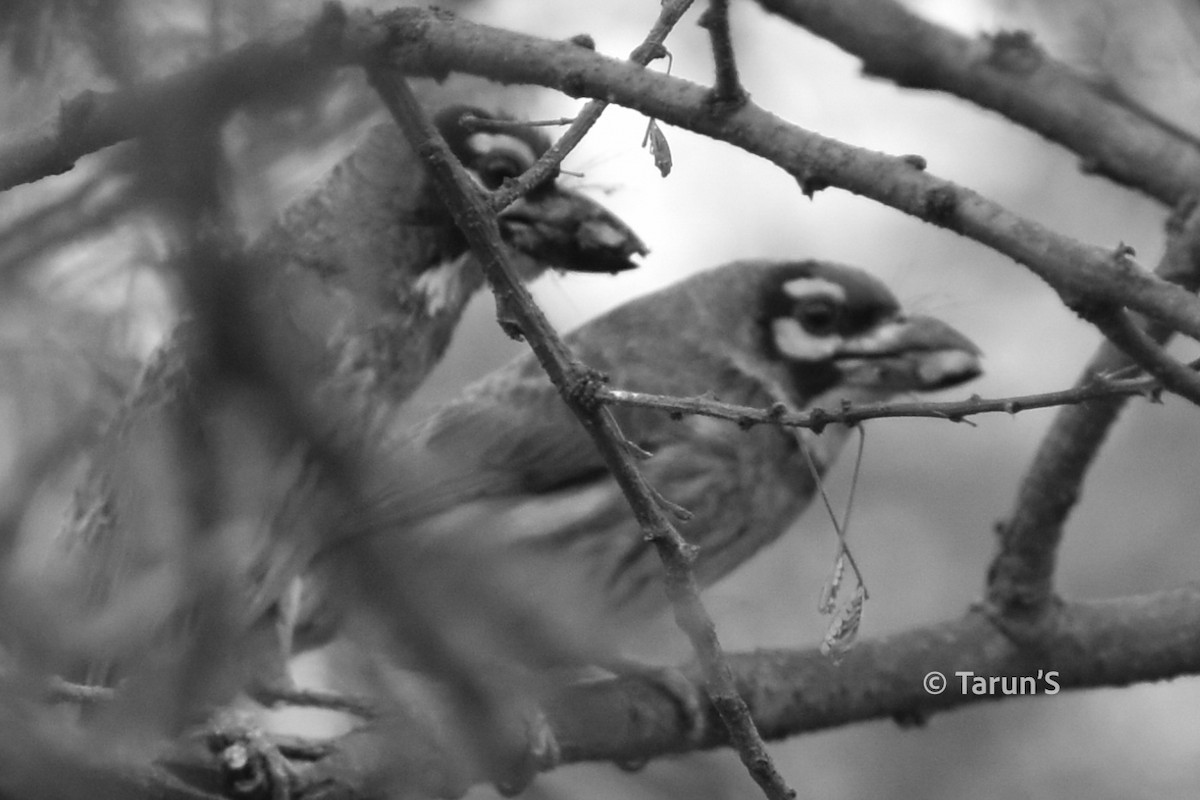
360,368,617,529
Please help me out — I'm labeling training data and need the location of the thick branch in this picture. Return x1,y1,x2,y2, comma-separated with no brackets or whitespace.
988,201,1200,617
364,10,1200,341
756,0,1200,207
0,4,361,191
145,585,1200,799
548,586,1200,762
7,7,1200,342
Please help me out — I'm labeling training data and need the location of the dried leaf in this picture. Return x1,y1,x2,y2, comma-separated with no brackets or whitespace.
819,585,865,661
642,119,673,177
818,551,845,615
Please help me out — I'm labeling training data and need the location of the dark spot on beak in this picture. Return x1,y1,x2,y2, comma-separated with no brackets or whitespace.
498,188,646,274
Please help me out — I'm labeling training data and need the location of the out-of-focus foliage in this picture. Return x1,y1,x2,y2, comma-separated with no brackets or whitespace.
0,0,500,790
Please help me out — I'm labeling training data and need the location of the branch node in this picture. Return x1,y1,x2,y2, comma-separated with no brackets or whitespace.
560,70,587,98
984,29,1043,74
795,170,830,199
891,707,930,729
565,363,609,412
568,33,596,50
922,185,959,228
620,437,654,461
648,484,695,521
698,0,749,113
631,42,669,64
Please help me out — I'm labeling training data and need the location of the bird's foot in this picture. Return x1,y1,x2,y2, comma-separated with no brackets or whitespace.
490,705,561,796
601,658,710,753
206,712,295,800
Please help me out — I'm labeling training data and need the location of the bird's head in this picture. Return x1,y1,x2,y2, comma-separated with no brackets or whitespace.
432,105,647,277
750,260,982,404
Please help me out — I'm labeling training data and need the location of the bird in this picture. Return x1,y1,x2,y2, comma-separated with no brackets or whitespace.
52,104,646,720
298,258,983,673
250,103,646,409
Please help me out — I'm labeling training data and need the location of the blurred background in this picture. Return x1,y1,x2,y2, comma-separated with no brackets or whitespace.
2,0,1200,798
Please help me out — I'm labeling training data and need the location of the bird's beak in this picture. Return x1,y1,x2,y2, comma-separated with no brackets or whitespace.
497,185,648,275
834,315,982,392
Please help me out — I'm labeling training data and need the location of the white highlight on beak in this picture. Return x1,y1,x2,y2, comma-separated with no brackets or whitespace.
917,350,980,385
841,319,907,354
466,133,538,166
772,318,840,361
781,277,847,302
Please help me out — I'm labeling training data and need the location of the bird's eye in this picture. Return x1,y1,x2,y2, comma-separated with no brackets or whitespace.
478,151,529,189
795,297,840,336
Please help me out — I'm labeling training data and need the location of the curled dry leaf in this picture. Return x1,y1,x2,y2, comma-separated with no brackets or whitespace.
642,119,673,177
820,584,865,660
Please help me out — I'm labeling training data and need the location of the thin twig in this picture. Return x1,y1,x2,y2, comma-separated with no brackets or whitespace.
599,369,1172,431
1085,305,1200,407
366,68,795,800
698,0,749,109
488,0,695,212
460,115,576,131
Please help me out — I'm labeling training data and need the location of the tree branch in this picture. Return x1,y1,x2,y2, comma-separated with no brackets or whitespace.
489,0,695,212
140,584,1200,799
363,10,1200,342
0,3,359,191
548,586,1200,762
366,68,794,800
756,0,1200,207
988,200,1200,617
7,7,1200,342
599,369,1172,431
698,0,748,110
1085,305,1200,406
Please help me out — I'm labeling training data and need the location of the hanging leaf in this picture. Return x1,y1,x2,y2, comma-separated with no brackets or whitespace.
642,118,673,177
819,584,865,661
818,551,846,615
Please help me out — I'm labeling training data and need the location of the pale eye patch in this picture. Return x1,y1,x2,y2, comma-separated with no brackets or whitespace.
782,277,847,303
466,133,538,166
772,318,841,361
